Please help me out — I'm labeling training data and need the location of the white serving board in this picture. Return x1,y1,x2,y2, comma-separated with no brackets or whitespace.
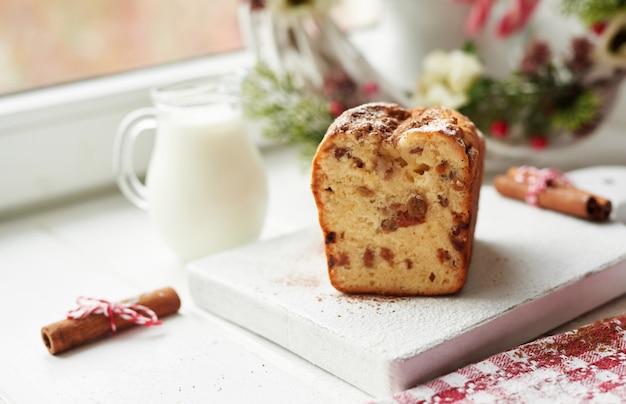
188,186,626,397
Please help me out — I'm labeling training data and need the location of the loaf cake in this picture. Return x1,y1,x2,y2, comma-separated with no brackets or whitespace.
311,103,485,296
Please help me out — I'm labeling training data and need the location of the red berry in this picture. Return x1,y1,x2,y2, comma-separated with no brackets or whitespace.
363,82,379,98
529,135,549,150
328,100,346,117
490,120,508,138
591,21,607,35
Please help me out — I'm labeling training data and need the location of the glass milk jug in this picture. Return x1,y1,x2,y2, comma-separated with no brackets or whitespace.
113,73,268,262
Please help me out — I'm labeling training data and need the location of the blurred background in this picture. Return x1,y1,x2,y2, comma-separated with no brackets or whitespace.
0,0,376,96
1,0,624,216
0,0,242,95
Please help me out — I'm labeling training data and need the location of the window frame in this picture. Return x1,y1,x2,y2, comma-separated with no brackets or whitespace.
0,50,253,216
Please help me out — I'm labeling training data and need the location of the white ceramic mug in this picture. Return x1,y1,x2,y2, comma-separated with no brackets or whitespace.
113,73,268,262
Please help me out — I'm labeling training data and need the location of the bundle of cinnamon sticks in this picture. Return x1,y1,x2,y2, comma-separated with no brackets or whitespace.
493,166,612,221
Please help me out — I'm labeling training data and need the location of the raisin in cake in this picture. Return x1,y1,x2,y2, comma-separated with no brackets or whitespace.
311,103,485,296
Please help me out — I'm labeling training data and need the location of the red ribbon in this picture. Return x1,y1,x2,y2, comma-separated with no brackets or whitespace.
457,0,539,38
513,165,572,206
67,296,162,333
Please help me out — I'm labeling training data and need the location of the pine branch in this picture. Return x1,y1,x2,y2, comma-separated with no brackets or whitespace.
550,89,601,132
241,64,333,158
561,0,626,25
460,66,602,142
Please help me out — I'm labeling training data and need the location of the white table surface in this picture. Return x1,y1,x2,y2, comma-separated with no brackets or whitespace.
2,144,626,404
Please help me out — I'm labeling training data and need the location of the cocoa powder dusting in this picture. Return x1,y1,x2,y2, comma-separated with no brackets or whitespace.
505,317,626,373
539,318,624,358
282,274,321,288
337,294,409,304
329,103,411,141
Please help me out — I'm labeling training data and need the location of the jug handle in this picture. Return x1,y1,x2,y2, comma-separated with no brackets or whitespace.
112,108,157,210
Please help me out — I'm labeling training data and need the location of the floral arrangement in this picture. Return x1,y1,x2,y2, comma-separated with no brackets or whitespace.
414,0,626,150
241,0,626,155
446,38,613,149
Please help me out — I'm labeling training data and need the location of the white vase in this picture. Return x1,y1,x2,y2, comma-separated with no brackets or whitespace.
240,1,408,106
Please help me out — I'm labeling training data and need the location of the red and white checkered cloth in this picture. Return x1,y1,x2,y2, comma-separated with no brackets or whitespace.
374,313,626,403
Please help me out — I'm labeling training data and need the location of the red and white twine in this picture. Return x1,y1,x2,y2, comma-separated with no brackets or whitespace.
513,165,572,206
67,296,162,333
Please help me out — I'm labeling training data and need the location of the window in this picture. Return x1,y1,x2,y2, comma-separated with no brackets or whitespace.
0,0,378,96
0,0,243,96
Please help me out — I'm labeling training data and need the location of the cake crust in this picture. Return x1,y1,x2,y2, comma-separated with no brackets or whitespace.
311,103,485,296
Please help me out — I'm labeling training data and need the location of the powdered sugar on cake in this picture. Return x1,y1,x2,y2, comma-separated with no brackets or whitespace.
405,122,459,137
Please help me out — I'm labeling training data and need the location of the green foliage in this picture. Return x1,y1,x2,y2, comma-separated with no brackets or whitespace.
462,41,478,55
460,56,602,142
550,88,601,132
241,63,333,158
561,0,626,25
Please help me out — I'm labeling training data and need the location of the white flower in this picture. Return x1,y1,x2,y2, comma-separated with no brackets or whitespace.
421,50,451,83
413,49,484,109
447,50,484,93
595,12,626,69
268,0,337,19
415,82,469,110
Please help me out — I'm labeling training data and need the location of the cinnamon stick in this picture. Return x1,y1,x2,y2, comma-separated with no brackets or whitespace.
493,166,612,221
41,287,181,355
